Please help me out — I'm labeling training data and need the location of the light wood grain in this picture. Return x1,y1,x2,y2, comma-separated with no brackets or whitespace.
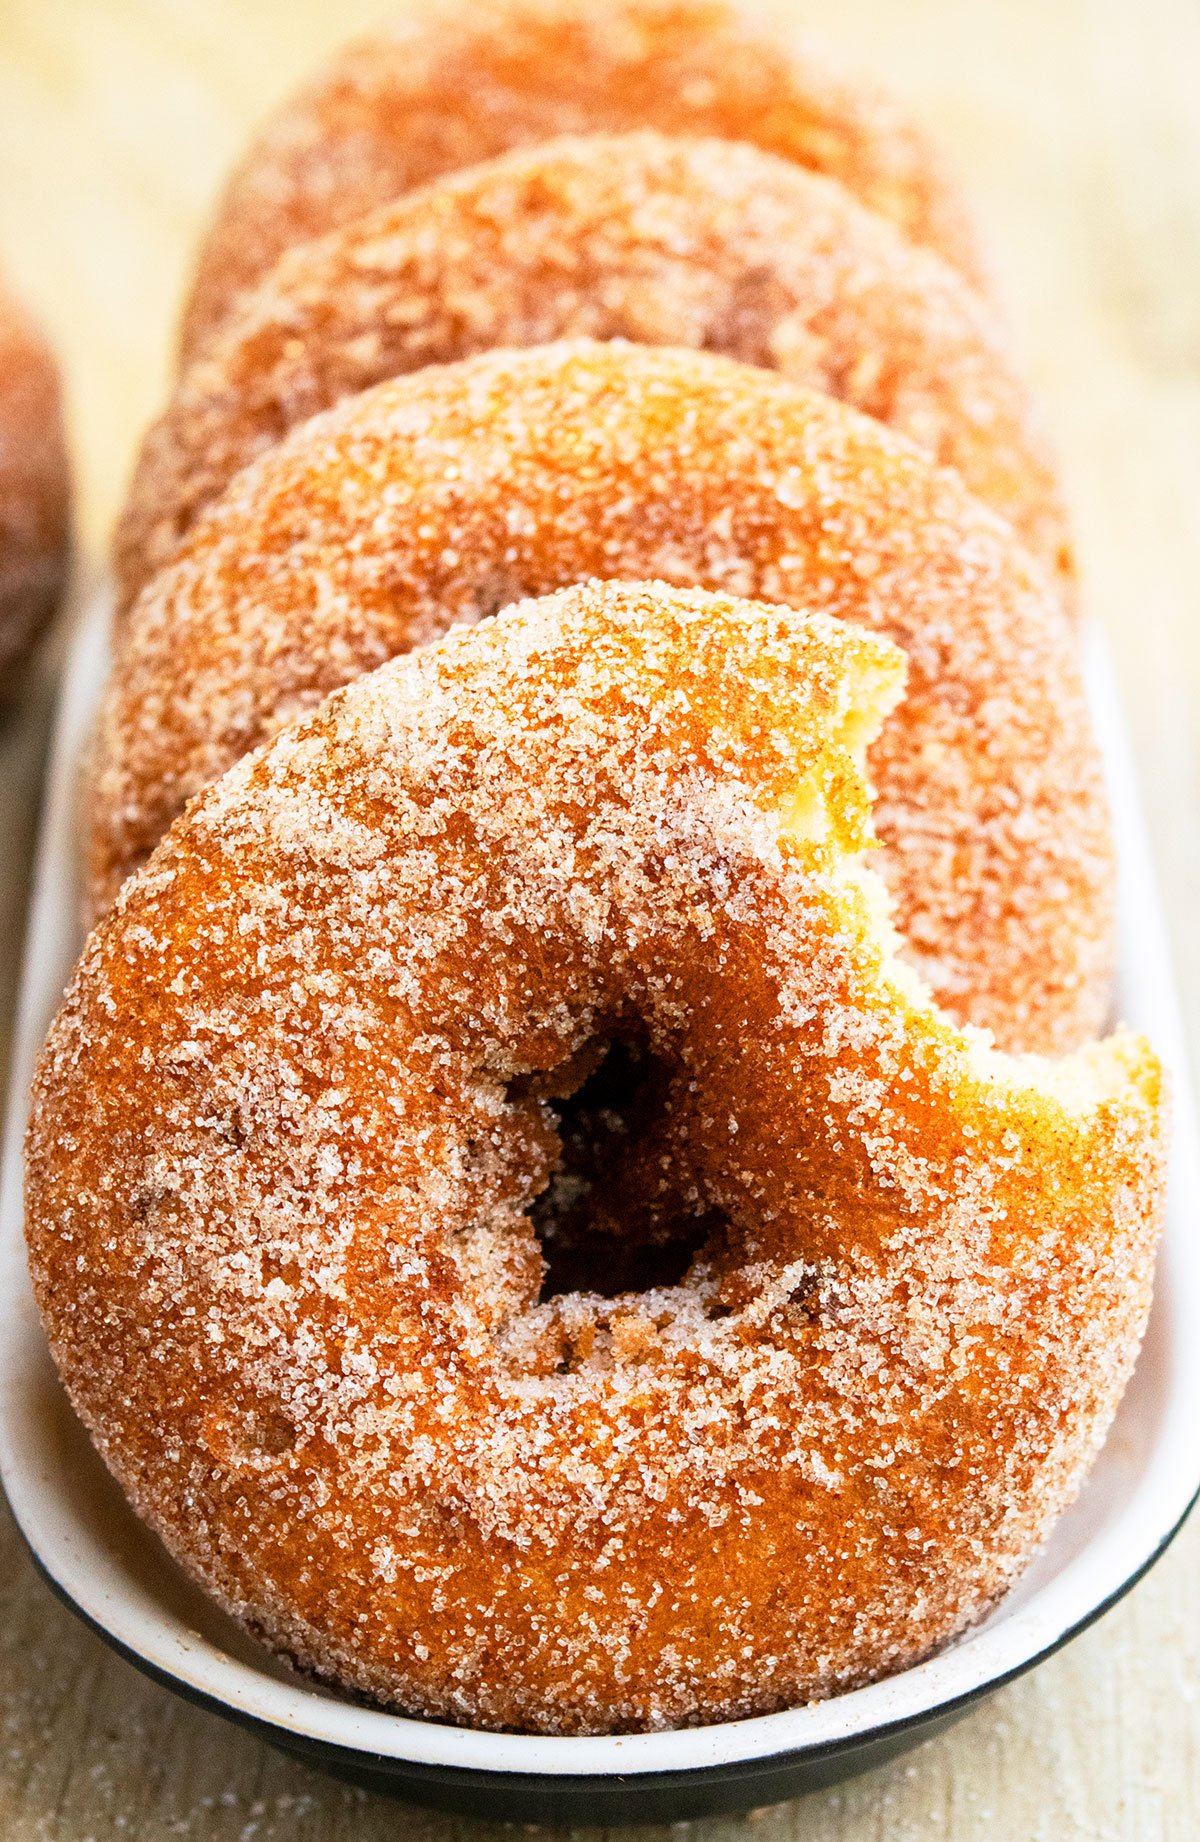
1,0,1198,1836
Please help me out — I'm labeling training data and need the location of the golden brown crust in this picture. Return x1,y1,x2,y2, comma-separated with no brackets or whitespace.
29,582,1167,1734
91,342,1111,1052
179,0,987,361
0,276,70,678
119,133,1068,616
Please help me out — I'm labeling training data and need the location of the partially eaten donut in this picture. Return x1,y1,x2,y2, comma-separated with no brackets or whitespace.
29,581,1165,1735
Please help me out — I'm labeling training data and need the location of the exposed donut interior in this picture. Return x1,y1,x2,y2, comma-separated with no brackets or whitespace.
485,649,1126,1330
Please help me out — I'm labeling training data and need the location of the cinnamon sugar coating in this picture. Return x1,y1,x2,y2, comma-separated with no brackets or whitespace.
179,0,986,360
0,275,70,678
119,132,1069,616
29,583,1166,1735
91,342,1112,1052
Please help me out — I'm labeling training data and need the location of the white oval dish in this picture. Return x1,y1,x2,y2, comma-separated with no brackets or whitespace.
1,596,1197,1824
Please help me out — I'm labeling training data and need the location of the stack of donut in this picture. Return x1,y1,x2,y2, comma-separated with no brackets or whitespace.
28,0,1169,1737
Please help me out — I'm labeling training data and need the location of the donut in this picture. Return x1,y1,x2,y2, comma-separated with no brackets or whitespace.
29,581,1167,1734
118,132,1070,616
89,341,1112,1054
0,274,70,678
179,0,986,360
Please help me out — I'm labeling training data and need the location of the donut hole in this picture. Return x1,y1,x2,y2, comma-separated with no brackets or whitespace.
512,1031,726,1304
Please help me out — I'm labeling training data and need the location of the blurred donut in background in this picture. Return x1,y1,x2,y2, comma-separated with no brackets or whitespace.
119,132,1069,617
0,273,70,683
179,0,988,359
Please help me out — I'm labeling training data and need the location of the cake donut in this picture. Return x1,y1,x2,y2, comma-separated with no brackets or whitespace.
0,274,70,678
180,0,986,360
90,342,1112,1054
29,582,1167,1735
117,132,1070,616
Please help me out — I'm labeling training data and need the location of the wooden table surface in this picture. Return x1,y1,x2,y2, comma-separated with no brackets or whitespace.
1,0,1198,1836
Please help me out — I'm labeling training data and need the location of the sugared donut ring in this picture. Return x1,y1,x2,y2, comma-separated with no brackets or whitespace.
30,583,1166,1735
89,342,1112,1054
0,275,70,678
119,132,1070,617
180,0,986,360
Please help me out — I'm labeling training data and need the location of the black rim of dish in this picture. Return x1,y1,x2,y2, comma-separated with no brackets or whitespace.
11,1481,1197,1801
